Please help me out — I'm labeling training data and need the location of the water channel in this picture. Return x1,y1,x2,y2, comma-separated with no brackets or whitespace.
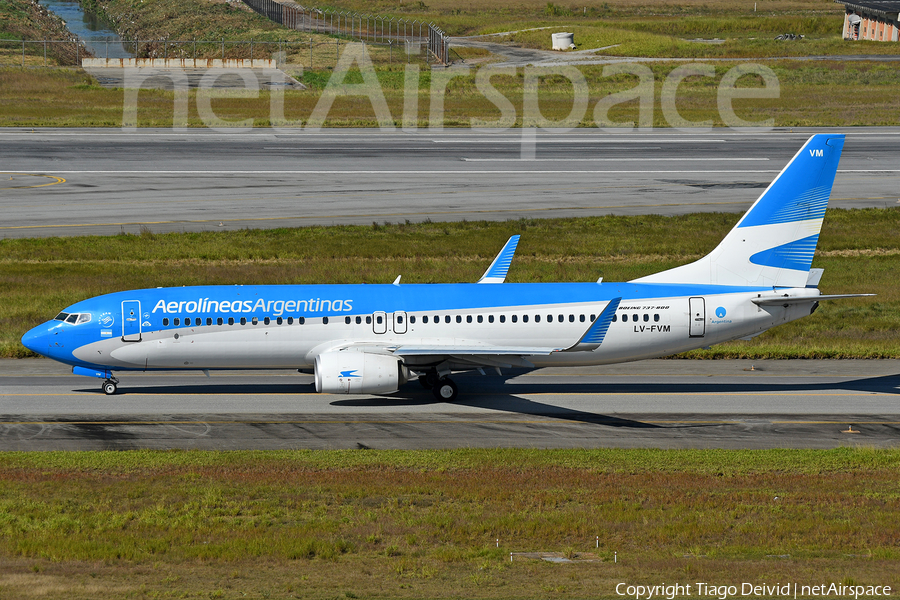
37,0,134,58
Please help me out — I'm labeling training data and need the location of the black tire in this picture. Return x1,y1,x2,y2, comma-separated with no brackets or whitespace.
431,378,458,402
103,381,117,395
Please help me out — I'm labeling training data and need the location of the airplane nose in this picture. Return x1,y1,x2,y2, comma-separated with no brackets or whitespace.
21,323,51,355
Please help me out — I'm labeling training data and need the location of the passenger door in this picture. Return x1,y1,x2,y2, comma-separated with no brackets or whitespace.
122,300,142,342
689,297,705,338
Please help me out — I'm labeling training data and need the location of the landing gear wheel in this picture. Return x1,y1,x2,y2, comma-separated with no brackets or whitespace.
432,378,458,402
102,380,117,395
418,375,433,390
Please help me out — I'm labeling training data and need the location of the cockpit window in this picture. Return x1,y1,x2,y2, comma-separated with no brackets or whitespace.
58,312,91,325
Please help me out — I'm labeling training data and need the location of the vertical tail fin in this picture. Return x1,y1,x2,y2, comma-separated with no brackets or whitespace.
632,134,845,287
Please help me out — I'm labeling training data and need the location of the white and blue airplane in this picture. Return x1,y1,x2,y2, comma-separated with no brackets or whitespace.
22,134,870,400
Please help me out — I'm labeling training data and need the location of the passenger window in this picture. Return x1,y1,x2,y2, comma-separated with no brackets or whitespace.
423,316,429,324
376,315,383,324
535,315,541,323
466,315,472,323
288,317,294,325
569,315,575,323
356,316,362,324
548,314,553,323
489,315,494,323
500,315,506,323
264,317,271,325
276,317,283,325
558,315,564,323
218,317,224,325
622,314,627,322
298,317,305,324
654,314,660,322
590,314,596,322
163,318,169,326
410,316,416,324
456,315,462,324
580,314,585,323
643,314,649,322
633,314,638,322
207,317,213,326
323,317,329,325
366,316,372,324
345,317,351,324
240,317,247,325
397,316,404,324
174,318,180,326
523,315,529,323
477,315,483,323
612,314,617,322
511,315,517,323
252,317,259,325
228,317,235,325
445,315,451,324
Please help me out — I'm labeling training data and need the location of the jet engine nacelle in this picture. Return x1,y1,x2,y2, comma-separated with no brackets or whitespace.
315,351,408,394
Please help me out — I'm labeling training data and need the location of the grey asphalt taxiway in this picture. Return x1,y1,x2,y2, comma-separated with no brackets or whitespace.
2,359,898,450
1,127,898,238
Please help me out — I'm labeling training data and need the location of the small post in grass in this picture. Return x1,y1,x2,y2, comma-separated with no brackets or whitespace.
596,536,599,548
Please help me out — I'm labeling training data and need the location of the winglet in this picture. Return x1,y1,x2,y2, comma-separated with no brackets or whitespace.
478,235,520,283
563,297,621,352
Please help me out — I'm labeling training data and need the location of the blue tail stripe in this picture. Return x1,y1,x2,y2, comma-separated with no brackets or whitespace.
749,234,819,272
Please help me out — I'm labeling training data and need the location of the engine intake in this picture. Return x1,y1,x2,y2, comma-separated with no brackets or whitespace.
315,351,407,394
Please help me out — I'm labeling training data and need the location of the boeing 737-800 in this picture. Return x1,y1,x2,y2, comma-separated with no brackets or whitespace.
22,134,870,400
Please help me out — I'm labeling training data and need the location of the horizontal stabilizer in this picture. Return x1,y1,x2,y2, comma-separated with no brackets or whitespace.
752,293,875,306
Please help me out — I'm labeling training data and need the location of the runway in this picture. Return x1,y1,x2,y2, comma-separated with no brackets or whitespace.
1,127,898,238
2,359,898,450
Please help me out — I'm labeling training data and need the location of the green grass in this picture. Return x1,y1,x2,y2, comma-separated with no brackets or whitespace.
3,59,900,128
2,209,899,358
0,448,898,599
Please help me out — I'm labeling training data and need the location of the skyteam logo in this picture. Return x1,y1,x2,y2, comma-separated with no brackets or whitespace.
99,312,115,327
712,306,732,325
339,370,361,378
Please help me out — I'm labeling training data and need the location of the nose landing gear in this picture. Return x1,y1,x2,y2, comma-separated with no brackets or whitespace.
102,377,119,395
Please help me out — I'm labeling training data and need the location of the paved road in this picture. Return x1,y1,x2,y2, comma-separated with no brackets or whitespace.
2,359,898,450
1,127,897,238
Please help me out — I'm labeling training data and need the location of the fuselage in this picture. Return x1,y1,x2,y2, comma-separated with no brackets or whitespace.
21,281,814,373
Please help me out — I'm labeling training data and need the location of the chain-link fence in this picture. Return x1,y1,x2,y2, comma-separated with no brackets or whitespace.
0,40,88,67
242,0,450,64
0,38,427,69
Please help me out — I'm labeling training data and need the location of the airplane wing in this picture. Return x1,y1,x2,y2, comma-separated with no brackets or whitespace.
477,235,520,283
390,297,622,366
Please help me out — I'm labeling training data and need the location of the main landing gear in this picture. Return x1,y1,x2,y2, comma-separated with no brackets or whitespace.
418,371,459,401
102,377,119,395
